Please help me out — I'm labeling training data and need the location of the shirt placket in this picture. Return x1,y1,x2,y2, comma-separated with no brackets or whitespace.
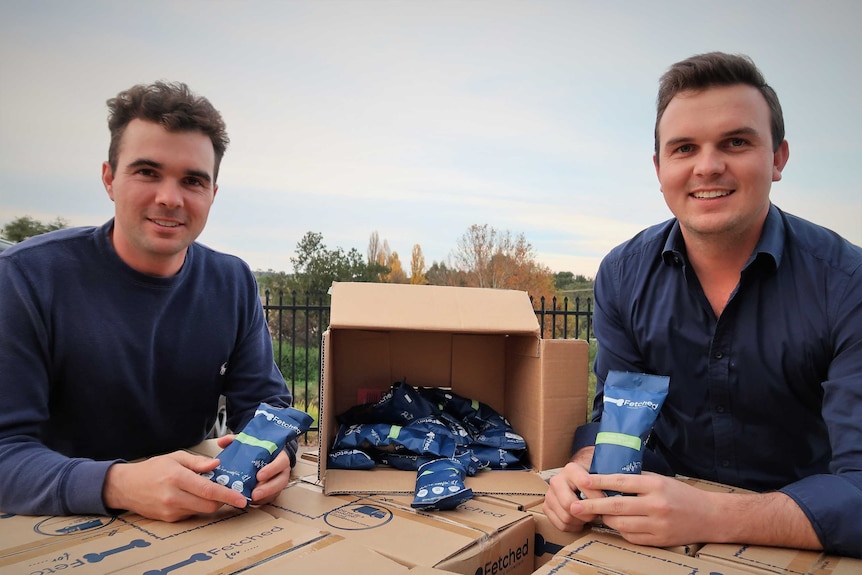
708,309,736,484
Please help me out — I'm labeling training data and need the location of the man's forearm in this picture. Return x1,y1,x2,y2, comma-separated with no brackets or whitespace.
709,490,821,550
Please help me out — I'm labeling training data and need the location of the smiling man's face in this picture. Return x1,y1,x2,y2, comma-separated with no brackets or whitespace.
654,84,789,245
102,118,218,277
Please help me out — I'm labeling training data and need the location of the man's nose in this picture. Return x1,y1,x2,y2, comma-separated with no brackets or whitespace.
155,180,184,208
693,147,726,177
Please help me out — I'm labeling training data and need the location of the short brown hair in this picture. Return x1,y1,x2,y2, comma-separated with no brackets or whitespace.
106,81,229,181
654,52,784,155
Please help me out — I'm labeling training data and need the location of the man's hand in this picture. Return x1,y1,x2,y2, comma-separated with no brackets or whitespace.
215,434,293,506
543,447,602,532
568,472,822,551
103,451,249,522
570,471,720,547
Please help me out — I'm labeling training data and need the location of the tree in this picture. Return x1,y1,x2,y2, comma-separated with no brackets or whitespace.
367,231,384,269
410,244,427,285
2,215,69,242
450,224,554,297
425,261,468,287
290,231,386,295
384,251,408,284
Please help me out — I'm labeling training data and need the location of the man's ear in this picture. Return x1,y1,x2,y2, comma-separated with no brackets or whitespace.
102,162,115,200
772,140,790,182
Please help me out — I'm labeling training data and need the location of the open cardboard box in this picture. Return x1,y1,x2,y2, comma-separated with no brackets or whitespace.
319,282,590,497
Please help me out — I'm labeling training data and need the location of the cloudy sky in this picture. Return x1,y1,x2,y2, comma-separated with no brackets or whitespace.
1,1,860,277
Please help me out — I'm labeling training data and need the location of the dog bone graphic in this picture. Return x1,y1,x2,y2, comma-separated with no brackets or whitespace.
143,552,212,575
83,538,150,563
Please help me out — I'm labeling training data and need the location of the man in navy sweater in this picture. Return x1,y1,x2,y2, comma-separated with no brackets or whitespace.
0,81,296,522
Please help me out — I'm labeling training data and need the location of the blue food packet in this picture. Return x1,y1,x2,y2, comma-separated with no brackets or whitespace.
204,403,313,504
337,380,439,426
412,457,474,511
471,420,527,451
469,444,529,470
590,371,670,495
328,448,376,470
332,417,457,458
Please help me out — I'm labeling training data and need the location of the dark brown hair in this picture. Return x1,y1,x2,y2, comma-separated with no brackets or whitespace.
106,81,229,181
654,52,784,155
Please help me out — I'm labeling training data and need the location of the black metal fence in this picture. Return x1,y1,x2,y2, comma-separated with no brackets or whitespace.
262,290,593,435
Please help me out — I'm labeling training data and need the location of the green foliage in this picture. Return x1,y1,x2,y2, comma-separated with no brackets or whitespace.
289,231,387,295
554,271,594,297
2,215,69,242
274,341,320,382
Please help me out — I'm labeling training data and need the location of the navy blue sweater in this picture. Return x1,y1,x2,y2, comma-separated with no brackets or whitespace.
0,221,293,515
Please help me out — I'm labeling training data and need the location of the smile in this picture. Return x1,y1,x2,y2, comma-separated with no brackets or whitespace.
151,219,181,228
691,189,733,199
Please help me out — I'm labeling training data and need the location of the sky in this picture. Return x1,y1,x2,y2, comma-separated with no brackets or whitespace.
1,1,860,278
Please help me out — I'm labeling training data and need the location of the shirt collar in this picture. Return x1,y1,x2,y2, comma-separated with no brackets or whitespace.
661,204,784,270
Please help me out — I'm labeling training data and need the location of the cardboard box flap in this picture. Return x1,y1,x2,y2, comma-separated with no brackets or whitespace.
328,282,540,335
324,467,549,497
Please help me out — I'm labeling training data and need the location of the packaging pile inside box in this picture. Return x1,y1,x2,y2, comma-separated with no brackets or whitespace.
2,283,859,574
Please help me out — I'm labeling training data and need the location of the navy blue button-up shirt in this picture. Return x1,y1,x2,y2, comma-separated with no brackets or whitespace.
573,204,862,557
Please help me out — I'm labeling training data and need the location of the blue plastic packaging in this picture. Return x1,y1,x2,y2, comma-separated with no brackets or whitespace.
590,371,669,495
411,457,474,510
204,403,313,503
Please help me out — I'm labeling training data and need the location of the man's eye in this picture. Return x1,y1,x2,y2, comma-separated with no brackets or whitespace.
675,144,693,153
184,178,204,187
728,138,747,148
137,168,157,177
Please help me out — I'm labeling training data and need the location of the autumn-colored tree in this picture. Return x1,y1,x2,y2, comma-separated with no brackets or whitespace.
452,224,554,298
410,244,427,285
382,251,404,283
450,224,554,298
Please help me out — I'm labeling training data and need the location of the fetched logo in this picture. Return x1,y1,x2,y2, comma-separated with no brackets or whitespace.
604,395,659,410
474,537,529,575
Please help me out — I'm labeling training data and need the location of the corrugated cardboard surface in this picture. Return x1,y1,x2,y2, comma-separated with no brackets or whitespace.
264,483,483,569
696,543,862,575
526,504,585,570
372,495,535,575
1,509,318,575
328,282,541,335
264,482,534,575
108,517,326,575
532,530,757,575
319,282,590,496
236,536,411,575
0,506,260,569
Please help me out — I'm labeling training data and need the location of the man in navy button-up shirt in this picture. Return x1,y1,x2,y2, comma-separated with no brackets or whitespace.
544,52,862,558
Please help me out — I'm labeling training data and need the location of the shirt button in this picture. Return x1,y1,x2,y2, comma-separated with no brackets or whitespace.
721,460,731,467
714,352,723,359
716,405,726,413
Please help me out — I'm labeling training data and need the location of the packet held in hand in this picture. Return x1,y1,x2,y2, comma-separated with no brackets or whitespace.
590,371,669,495
205,403,313,504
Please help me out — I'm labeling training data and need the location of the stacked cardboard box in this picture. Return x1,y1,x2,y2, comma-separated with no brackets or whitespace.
696,543,862,574
263,481,535,575
531,530,757,575
0,508,325,575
